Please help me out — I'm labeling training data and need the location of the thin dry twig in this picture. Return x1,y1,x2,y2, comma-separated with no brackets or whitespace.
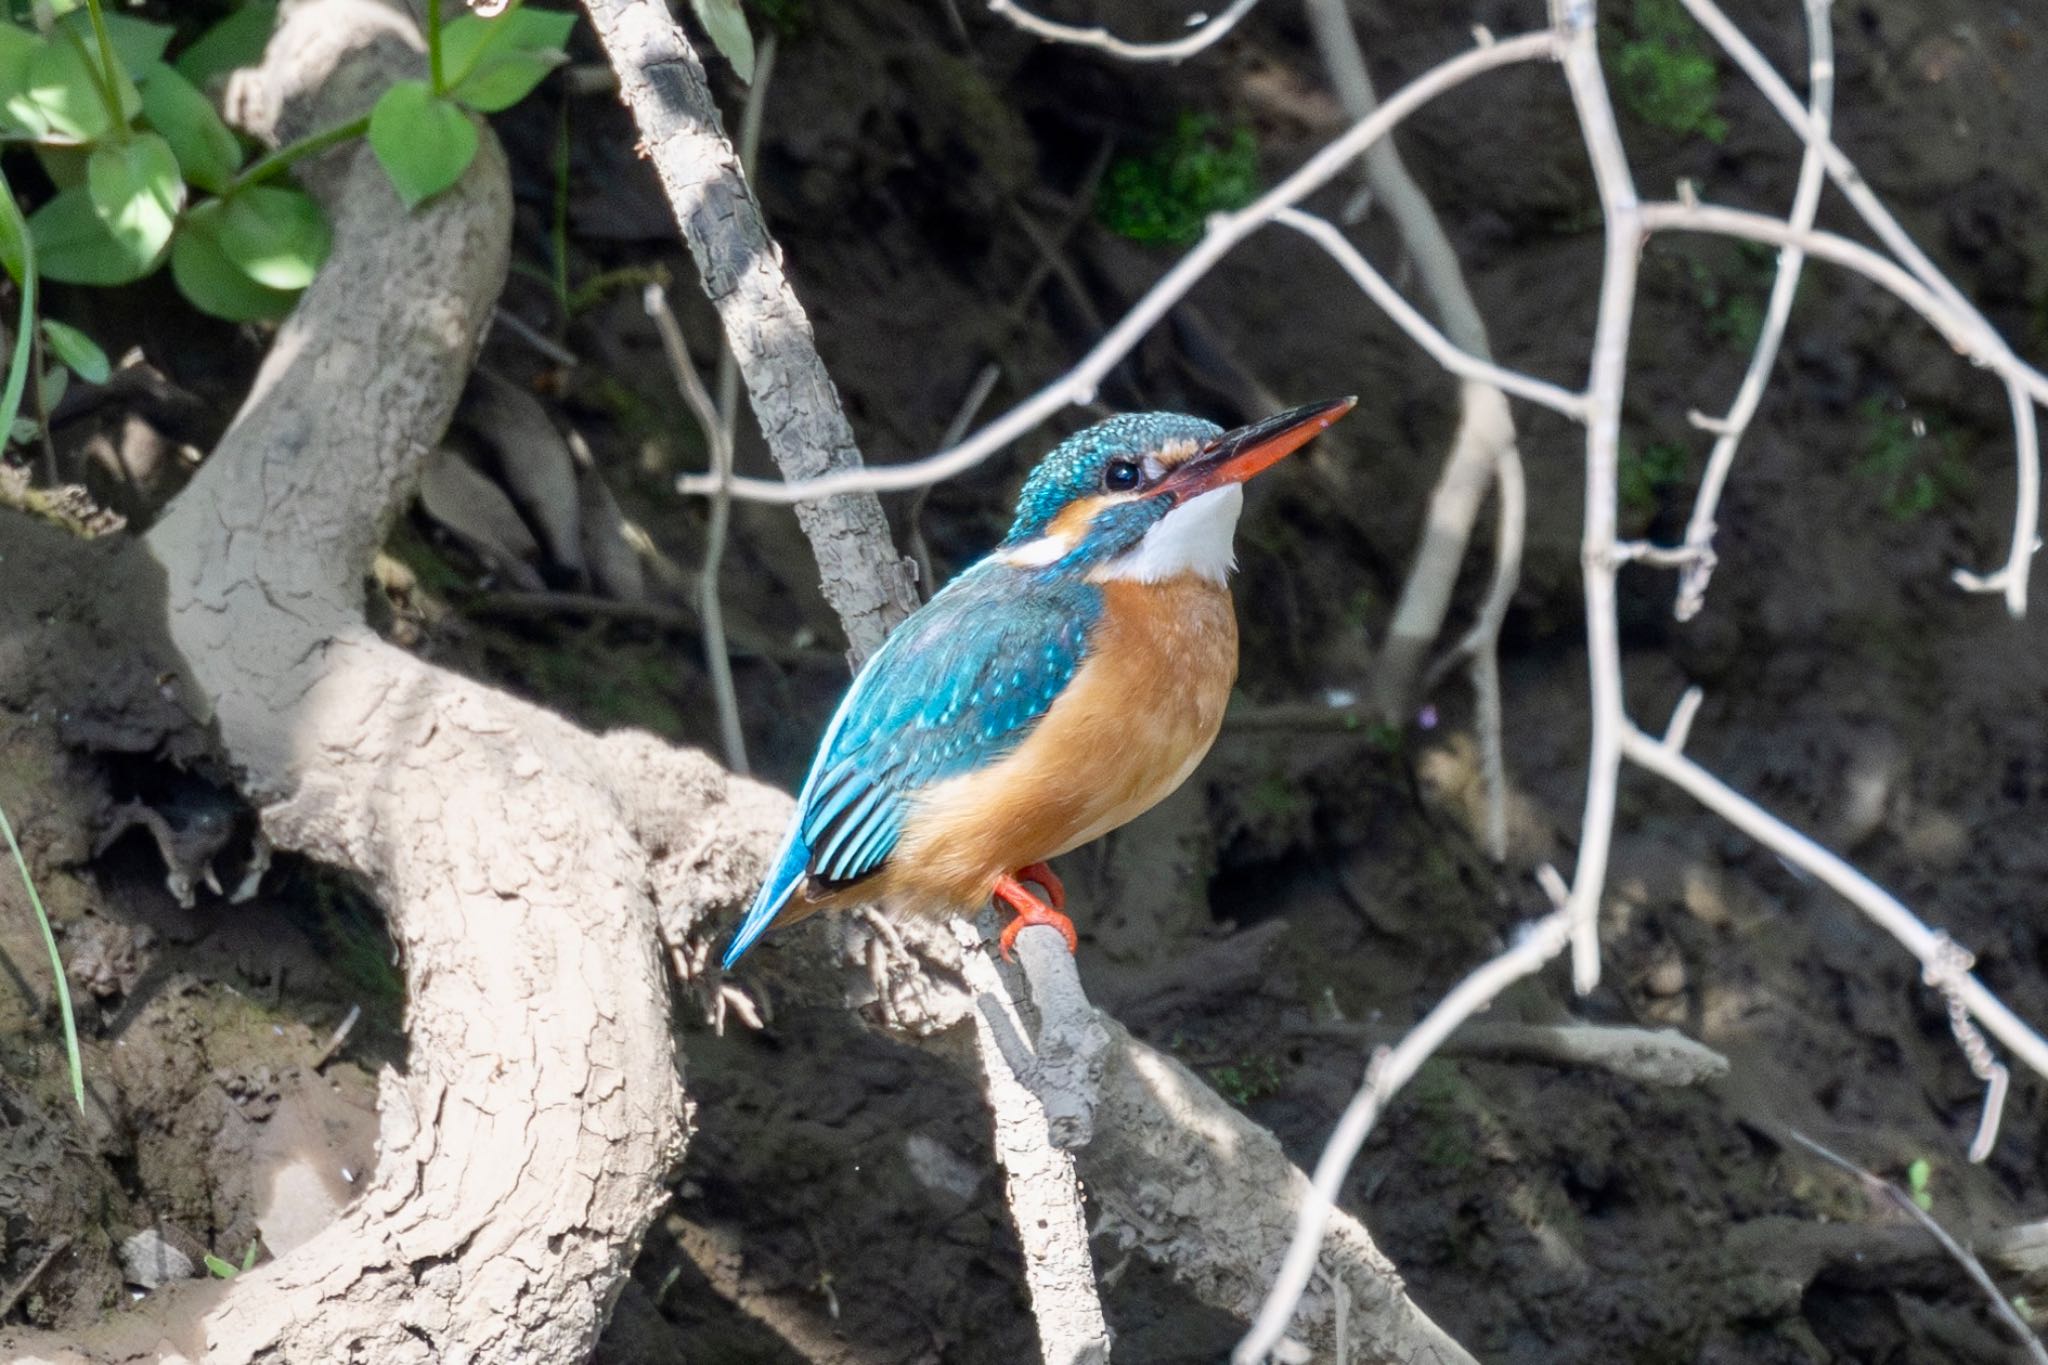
1787,1130,2048,1365
1550,0,1642,997
645,283,748,774
986,0,1260,63
1669,0,1834,620
1676,0,2044,615
675,29,1563,504
1234,897,1577,1364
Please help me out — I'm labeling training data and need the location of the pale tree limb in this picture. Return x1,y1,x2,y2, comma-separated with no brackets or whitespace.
579,5,1116,1354
579,0,919,659
2,3,754,1358
1552,0,1642,996
674,29,1563,504
1299,0,1527,772
1670,0,1835,621
958,923,1111,1365
986,0,1261,63
1236,0,2048,1348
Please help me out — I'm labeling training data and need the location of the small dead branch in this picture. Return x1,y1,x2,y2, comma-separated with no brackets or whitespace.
644,283,747,774
1292,1019,1729,1087
1787,1130,2048,1365
986,0,1261,63
675,28,1562,504
1669,0,1834,620
1235,897,1574,1364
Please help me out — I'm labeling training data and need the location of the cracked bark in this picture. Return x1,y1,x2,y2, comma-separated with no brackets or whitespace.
2,4,786,1360
578,0,919,662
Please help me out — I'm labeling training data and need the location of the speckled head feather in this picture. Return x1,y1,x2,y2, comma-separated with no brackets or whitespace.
1004,412,1224,545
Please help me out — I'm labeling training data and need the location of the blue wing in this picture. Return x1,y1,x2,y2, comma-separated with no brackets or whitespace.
722,563,1100,966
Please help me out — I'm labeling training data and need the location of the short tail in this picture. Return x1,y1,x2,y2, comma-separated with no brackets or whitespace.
721,829,810,968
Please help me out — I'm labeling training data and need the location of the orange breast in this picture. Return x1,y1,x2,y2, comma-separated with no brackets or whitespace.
877,574,1238,916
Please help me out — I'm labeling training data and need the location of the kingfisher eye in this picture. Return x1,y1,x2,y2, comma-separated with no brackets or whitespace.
1103,460,1141,492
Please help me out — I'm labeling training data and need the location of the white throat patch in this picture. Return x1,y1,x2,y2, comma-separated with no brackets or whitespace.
1094,485,1244,585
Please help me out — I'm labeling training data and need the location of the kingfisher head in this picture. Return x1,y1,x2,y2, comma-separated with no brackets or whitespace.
997,398,1355,583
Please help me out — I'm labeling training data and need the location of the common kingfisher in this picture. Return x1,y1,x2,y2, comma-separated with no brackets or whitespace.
722,398,1355,967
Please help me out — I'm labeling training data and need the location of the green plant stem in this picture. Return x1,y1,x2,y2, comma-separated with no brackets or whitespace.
0,167,38,446
226,114,371,194
427,0,446,95
1,805,85,1116
550,99,569,322
80,0,128,142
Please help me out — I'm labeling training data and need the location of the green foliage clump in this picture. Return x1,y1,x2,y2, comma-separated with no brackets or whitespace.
1856,396,1972,521
1207,1055,1283,1108
1097,114,1258,246
1619,439,1689,517
750,0,812,42
1614,0,1726,143
0,1,573,458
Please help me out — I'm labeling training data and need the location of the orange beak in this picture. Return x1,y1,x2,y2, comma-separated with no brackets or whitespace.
1157,397,1356,500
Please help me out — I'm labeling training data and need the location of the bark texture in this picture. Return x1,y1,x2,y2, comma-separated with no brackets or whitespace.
579,0,919,662
2,3,785,1359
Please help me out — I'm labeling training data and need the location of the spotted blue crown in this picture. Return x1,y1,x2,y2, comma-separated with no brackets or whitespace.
1005,412,1223,544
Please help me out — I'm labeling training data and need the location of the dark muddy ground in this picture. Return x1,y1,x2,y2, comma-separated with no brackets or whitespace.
4,0,2048,1360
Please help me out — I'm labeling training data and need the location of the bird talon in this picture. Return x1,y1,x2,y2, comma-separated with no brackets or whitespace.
1014,861,1066,911
993,873,1078,961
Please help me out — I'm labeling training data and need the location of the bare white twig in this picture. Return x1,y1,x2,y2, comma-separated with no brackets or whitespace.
676,29,1562,504
986,0,1260,63
645,284,749,774
1671,0,1834,621
1619,714,2048,1092
1233,902,1576,1364
1787,1130,2048,1365
1272,211,1583,419
1639,201,2045,616
1551,0,1641,996
1676,0,2045,615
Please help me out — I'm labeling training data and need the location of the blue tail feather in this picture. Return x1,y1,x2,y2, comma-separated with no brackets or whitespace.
721,829,811,968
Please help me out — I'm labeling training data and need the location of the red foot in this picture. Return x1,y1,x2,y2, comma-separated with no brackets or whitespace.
1014,861,1066,911
993,872,1078,961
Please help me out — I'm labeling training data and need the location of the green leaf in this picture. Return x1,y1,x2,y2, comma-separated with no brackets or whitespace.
37,361,65,411
0,182,24,284
689,0,754,83
0,26,46,138
366,80,477,208
140,63,241,193
171,199,298,321
22,32,136,142
174,1,279,90
34,145,89,190
240,1240,260,1273
54,11,173,79
30,185,157,284
9,417,38,444
214,186,328,289
441,9,578,84
442,8,577,112
40,318,108,382
202,1253,238,1279
451,48,563,114
87,131,183,264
